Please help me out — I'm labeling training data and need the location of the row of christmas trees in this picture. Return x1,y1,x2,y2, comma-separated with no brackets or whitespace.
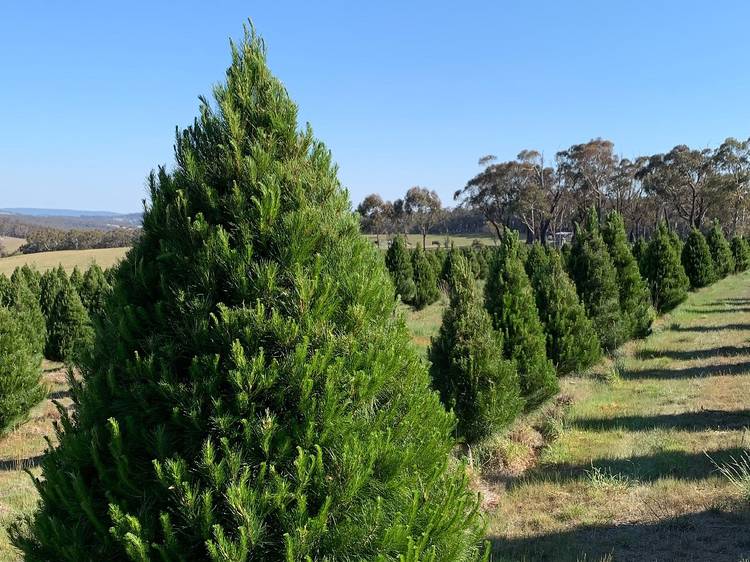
0,263,112,433
385,209,750,442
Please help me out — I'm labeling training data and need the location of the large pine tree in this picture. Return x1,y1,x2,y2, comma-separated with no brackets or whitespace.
485,231,558,408
429,253,522,443
526,244,602,375
642,222,690,312
14,27,484,561
681,228,716,289
567,208,626,351
45,279,93,362
601,211,654,338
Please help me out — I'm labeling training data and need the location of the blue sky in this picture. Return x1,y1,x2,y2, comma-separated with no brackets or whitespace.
2,1,749,213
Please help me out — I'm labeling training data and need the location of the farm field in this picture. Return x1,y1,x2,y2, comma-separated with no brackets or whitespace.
0,247,129,276
0,237,25,256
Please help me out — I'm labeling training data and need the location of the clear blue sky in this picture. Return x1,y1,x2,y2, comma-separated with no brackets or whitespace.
2,1,749,213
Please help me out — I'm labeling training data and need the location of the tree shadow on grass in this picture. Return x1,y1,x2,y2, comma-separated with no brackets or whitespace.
525,447,746,485
668,323,750,333
0,453,44,472
686,307,750,314
571,410,750,432
622,360,750,380
635,345,750,361
490,507,750,562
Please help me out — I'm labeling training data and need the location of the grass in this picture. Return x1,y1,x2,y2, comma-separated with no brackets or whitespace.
0,247,129,275
481,272,750,561
0,238,25,256
0,362,69,561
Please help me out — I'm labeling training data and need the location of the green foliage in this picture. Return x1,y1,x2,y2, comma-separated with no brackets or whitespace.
641,222,690,312
567,208,626,352
462,247,481,279
14,27,485,561
525,244,602,375
681,229,716,288
631,238,647,271
69,266,84,292
485,231,558,408
601,211,654,338
385,235,416,304
429,254,522,443
45,280,93,362
411,247,440,310
0,271,47,356
731,236,750,273
39,265,68,323
426,248,445,280
706,221,735,278
0,306,45,434
79,264,112,318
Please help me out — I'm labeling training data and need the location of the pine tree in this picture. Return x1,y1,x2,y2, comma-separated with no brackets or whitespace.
485,231,558,408
384,235,416,304
0,307,45,434
601,211,654,338
11,265,42,301
69,266,84,292
429,254,522,443
45,280,93,362
567,208,626,351
642,222,690,312
411,246,440,309
631,238,647,272
79,264,112,318
39,265,68,323
526,244,602,375
681,228,716,288
462,247,481,279
0,272,47,356
426,248,445,280
14,27,484,561
706,221,734,278
731,236,750,273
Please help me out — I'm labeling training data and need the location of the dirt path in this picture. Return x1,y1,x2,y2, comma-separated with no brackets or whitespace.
489,272,750,562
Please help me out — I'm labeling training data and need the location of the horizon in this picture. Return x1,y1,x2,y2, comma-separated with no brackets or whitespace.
3,1,750,213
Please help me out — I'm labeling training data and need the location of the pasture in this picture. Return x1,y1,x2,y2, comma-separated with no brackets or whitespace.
0,247,129,276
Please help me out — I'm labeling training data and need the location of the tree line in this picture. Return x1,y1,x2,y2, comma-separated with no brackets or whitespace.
384,210,749,441
0,216,139,256
358,137,750,244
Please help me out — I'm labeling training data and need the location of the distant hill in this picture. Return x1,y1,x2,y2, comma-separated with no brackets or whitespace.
0,208,139,218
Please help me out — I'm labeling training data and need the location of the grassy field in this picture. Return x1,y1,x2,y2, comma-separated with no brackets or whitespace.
366,233,496,249
0,237,25,256
0,247,129,276
2,273,750,560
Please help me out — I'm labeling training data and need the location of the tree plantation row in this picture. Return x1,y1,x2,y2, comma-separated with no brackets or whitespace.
357,136,750,246
4,25,750,561
0,264,113,434
381,210,750,440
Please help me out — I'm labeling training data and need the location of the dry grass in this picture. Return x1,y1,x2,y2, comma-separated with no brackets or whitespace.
0,362,69,561
0,238,25,257
0,247,129,275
